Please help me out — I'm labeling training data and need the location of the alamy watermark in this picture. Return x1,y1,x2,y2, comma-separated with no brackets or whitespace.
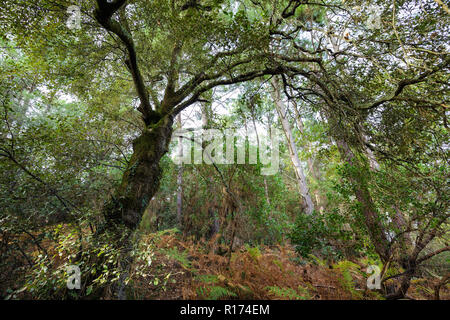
66,265,81,290
66,5,81,30
351,4,383,30
169,127,281,176
366,265,381,290
366,5,383,30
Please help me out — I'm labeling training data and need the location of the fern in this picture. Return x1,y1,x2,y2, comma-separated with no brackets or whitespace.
307,254,326,266
333,260,360,272
245,245,262,261
194,274,237,299
195,274,219,284
197,285,237,300
333,260,363,299
265,286,308,300
208,286,237,300
272,258,283,271
297,285,313,299
161,247,192,270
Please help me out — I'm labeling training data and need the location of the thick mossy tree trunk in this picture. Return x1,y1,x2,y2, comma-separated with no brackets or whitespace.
103,116,174,231
93,115,174,299
90,0,179,299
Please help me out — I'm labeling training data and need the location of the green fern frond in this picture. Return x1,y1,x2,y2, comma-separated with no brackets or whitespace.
161,247,192,270
332,260,363,299
307,254,326,266
207,286,237,300
195,274,219,284
265,286,308,300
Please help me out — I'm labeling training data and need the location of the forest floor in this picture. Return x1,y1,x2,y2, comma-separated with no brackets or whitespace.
127,230,449,300
1,228,448,300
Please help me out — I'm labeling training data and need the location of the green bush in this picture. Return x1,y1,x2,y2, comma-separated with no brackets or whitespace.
289,214,329,257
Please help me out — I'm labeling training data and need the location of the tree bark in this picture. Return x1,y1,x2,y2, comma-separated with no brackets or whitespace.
291,101,322,212
271,77,314,215
94,115,174,299
102,115,174,232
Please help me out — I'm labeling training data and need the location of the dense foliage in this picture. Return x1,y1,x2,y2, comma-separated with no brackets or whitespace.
0,0,448,300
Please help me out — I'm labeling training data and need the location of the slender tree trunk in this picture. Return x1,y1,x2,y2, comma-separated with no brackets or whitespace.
271,77,314,215
291,103,318,180
291,101,322,212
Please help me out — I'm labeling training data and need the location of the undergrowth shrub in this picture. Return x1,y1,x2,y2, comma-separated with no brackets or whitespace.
289,210,355,262
6,223,126,299
289,214,330,257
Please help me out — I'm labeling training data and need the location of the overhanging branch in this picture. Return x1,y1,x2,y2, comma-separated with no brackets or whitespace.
94,0,154,124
